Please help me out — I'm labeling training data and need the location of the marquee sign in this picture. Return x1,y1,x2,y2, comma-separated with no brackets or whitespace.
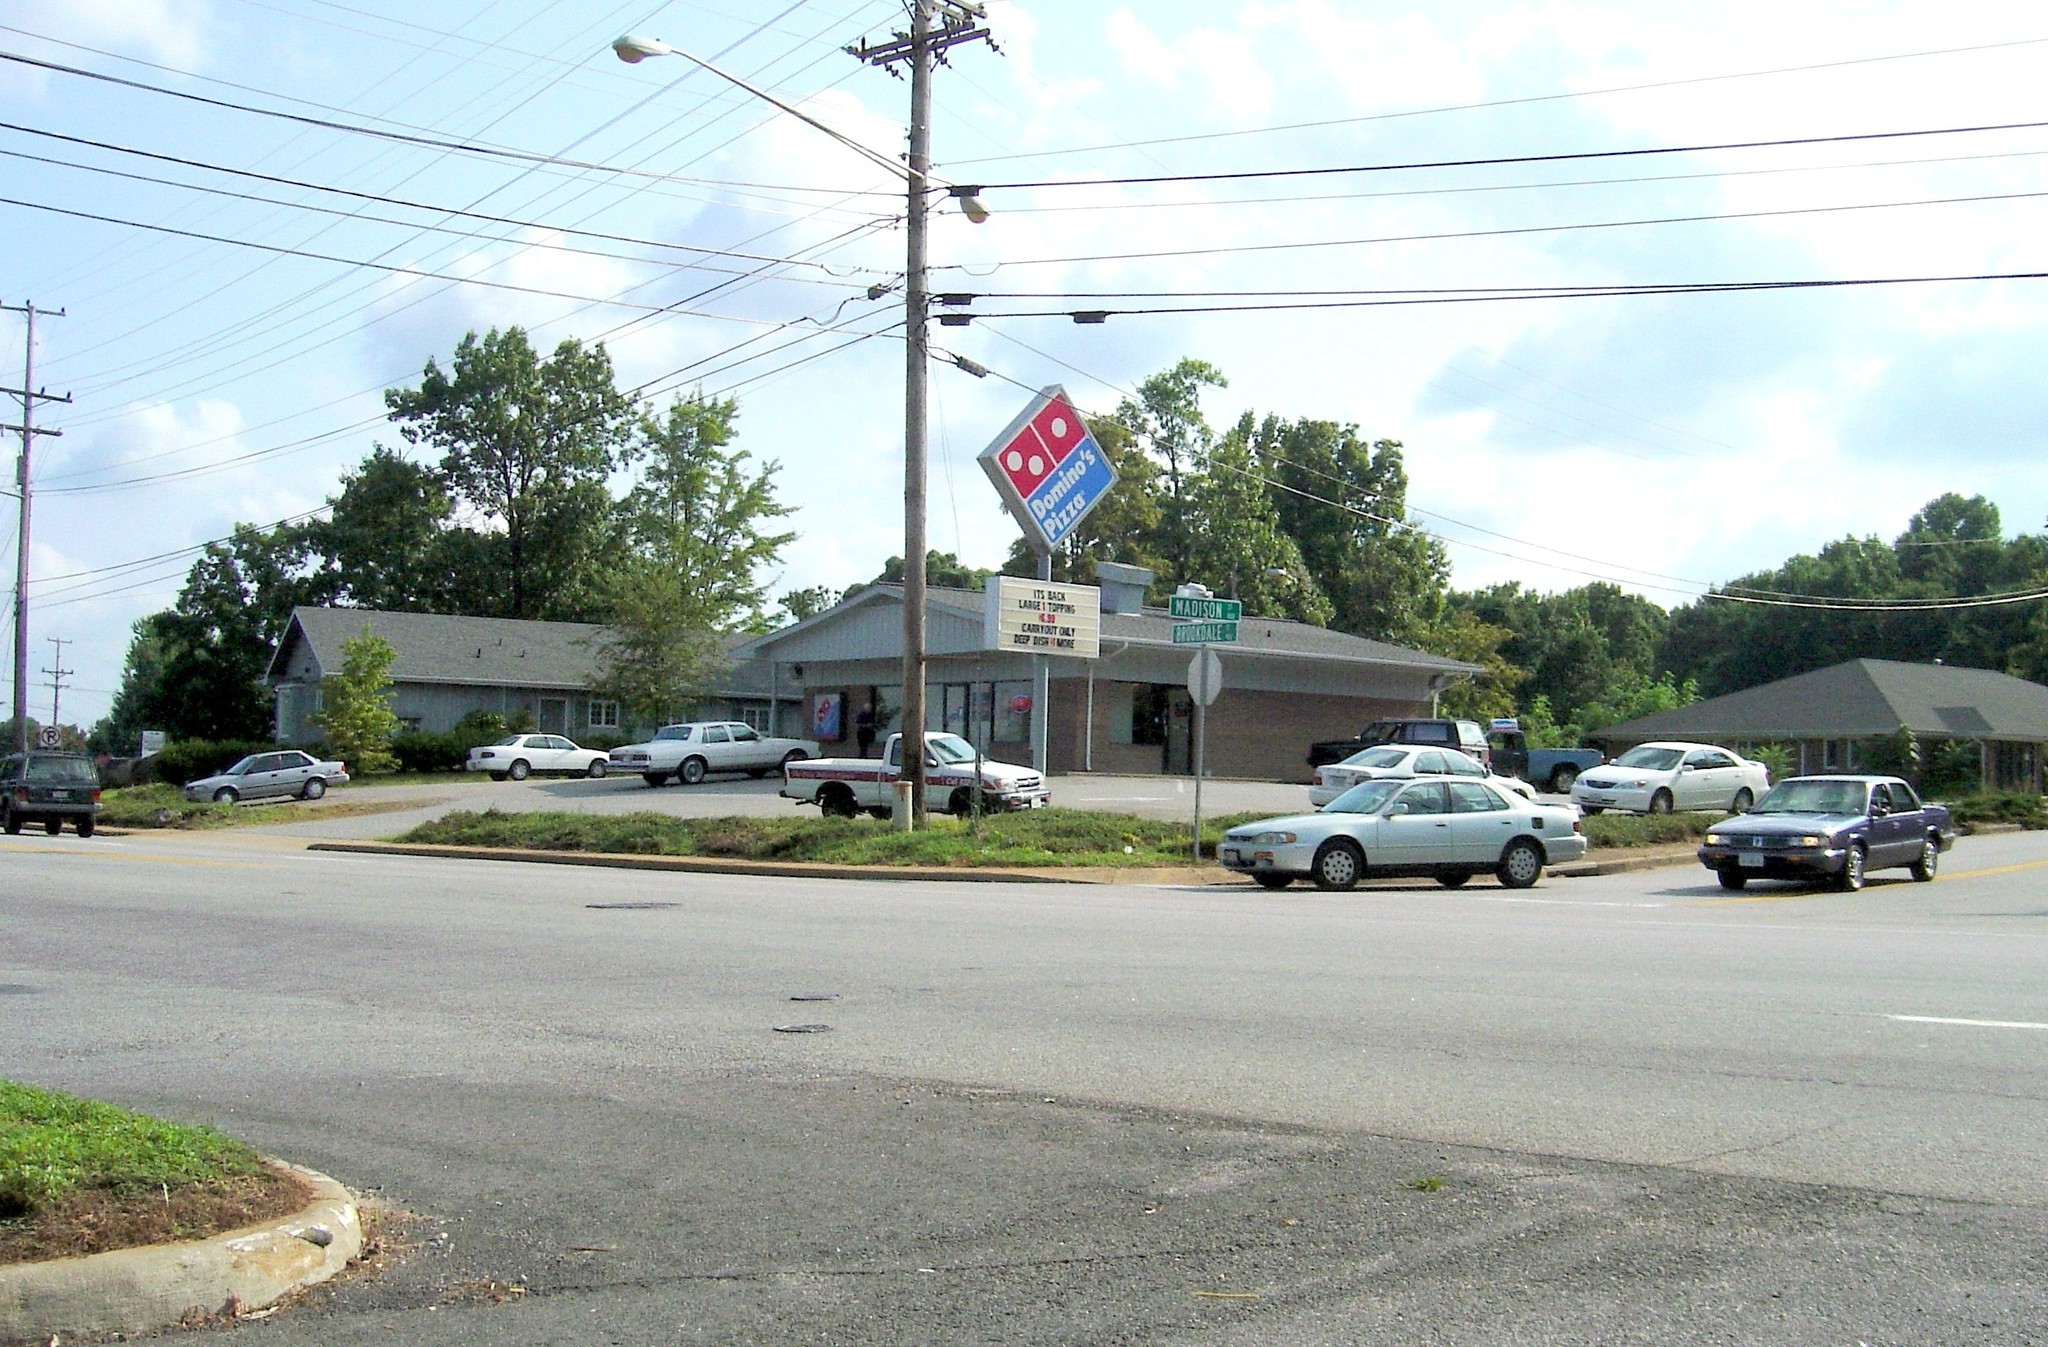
983,575,1101,658
977,385,1118,551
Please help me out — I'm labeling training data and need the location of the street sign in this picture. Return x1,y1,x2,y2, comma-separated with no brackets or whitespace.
1187,648,1223,706
1168,594,1241,622
36,725,60,748
1171,620,1238,645
977,386,1119,551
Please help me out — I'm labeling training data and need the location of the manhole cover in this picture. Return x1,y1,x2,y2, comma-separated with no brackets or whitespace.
585,902,681,911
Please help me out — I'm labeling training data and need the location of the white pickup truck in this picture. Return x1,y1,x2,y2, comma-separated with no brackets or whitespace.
781,732,1051,818
608,720,820,787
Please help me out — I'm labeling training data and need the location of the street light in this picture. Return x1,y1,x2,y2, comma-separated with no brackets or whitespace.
611,25,989,829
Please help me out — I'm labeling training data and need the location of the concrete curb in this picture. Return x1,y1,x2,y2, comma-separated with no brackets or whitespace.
1551,843,1702,878
307,839,1086,883
0,1163,361,1344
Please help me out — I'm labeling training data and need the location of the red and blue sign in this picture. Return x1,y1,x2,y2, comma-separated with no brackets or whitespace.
976,385,1118,551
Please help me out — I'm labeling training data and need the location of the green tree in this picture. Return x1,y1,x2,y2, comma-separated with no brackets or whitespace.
874,550,994,590
778,585,841,623
385,327,635,620
595,395,794,721
90,613,174,755
148,526,319,741
1181,412,1331,624
307,446,459,612
1410,608,1522,723
314,629,400,774
1114,358,1225,584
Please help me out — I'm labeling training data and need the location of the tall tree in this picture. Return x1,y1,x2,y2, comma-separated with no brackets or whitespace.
1114,358,1225,585
1181,412,1331,625
385,327,635,620
594,396,795,721
149,526,318,740
306,446,459,612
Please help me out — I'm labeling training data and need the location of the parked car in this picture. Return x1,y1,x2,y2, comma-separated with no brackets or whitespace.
1697,774,1956,892
1306,717,1490,771
782,732,1049,818
181,750,350,805
1486,719,1605,793
609,721,820,786
1309,743,1537,808
1570,741,1769,815
1,750,101,836
465,734,610,781
1219,775,1587,892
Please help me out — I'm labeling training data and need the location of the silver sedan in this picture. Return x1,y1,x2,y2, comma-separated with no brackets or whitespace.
182,750,351,804
1221,776,1587,892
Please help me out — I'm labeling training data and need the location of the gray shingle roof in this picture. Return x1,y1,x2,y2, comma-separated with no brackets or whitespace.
276,608,609,689
1595,659,2048,743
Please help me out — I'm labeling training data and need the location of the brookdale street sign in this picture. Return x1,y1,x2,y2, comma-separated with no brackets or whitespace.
1167,594,1242,622
1170,620,1238,645
977,385,1119,552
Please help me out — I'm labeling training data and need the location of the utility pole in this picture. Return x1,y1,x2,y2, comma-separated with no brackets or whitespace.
2,301,69,756
850,1,992,829
42,635,72,732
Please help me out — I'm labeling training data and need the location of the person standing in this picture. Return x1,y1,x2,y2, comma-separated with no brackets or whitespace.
855,704,877,758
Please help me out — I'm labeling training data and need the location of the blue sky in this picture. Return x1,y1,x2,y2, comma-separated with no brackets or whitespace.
3,0,2045,728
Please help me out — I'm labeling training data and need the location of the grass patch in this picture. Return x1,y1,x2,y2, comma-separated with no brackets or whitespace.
0,1080,268,1212
1578,810,1722,849
98,783,448,830
400,807,1272,869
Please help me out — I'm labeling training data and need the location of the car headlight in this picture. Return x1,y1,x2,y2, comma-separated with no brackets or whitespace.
1705,831,1727,845
1251,831,1297,845
1619,777,1648,789
1795,835,1824,847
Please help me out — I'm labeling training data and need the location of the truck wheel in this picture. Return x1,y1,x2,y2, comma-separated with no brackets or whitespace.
948,787,981,817
2,803,18,834
1548,765,1579,793
44,817,62,835
819,784,858,819
1910,835,1940,882
77,815,95,838
1836,842,1867,892
680,756,708,786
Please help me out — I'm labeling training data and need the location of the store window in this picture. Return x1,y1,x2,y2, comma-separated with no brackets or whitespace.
1132,684,1170,746
994,681,1031,743
589,699,620,729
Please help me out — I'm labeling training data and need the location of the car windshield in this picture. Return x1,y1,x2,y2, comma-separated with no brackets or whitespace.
927,733,978,765
24,756,96,784
1341,746,1410,769
653,726,693,741
1323,779,1404,814
491,736,523,747
1753,780,1867,815
224,755,259,775
1613,746,1684,770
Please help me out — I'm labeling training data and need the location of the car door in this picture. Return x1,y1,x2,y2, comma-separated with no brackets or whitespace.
1867,782,1911,864
246,753,291,800
698,724,734,771
1679,750,1728,810
1375,781,1453,865
541,736,580,771
727,724,768,770
1445,779,1517,862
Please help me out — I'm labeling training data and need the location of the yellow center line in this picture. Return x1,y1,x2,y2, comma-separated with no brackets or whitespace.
1944,858,2048,881
0,845,282,869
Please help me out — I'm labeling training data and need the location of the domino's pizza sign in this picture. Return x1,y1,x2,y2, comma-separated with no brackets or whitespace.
976,385,1118,552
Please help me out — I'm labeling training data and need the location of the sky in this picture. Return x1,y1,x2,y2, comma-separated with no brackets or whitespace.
2,0,2045,731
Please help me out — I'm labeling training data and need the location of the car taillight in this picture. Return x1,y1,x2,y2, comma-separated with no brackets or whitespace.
10,787,25,804
1312,770,1325,785
1573,818,1584,834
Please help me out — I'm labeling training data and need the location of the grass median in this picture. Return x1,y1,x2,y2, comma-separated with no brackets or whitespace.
0,1080,309,1264
397,806,1269,868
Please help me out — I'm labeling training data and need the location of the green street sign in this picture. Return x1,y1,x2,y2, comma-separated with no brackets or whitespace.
1171,620,1238,644
1168,594,1243,622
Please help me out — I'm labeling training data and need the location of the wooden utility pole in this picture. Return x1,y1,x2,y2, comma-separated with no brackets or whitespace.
850,2,992,828
3,301,69,755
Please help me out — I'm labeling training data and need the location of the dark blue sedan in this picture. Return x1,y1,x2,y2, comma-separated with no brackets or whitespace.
1696,774,1956,892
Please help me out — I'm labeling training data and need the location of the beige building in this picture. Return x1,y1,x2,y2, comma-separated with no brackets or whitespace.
737,565,1480,782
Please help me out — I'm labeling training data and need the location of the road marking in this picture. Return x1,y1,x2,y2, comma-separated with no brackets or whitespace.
0,845,281,869
1943,858,2048,881
1887,1015,2048,1031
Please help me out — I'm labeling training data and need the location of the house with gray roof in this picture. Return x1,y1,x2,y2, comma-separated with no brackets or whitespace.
733,563,1480,781
266,608,804,745
1589,658,2048,793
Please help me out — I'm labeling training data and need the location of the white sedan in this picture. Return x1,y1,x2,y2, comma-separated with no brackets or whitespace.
1310,743,1538,807
1221,776,1587,891
465,734,611,781
1570,741,1770,815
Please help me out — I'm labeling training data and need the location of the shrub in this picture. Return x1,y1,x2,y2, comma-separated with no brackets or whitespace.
1747,742,1796,784
390,731,470,774
151,739,280,787
1921,739,1982,797
1947,792,2047,830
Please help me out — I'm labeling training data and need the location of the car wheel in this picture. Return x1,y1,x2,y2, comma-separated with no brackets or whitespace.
587,760,607,779
1836,842,1867,892
1718,869,1748,891
490,772,507,782
507,759,530,782
44,817,62,836
781,749,810,768
1910,836,1939,882
1496,838,1545,889
301,777,326,801
1252,873,1293,890
1548,765,1579,793
1,804,18,835
642,772,669,788
680,756,708,786
76,815,94,839
1581,806,1603,816
746,768,769,779
213,787,239,805
1311,838,1364,892
1436,870,1473,888
1649,789,1674,815
1729,788,1753,814
819,784,859,819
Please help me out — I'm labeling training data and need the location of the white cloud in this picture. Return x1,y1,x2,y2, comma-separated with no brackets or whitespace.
11,0,213,71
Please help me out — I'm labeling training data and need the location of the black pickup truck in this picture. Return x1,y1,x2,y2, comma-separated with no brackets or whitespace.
1306,717,1489,771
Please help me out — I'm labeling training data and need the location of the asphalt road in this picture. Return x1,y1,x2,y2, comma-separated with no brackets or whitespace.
5,827,2046,1344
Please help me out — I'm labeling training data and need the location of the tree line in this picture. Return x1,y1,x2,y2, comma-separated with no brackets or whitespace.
82,335,2048,756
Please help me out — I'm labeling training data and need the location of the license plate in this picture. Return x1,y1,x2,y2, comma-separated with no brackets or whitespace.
1739,851,1764,868
1220,848,1241,864
51,790,70,801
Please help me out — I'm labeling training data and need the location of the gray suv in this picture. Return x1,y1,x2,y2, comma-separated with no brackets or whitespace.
1,750,102,836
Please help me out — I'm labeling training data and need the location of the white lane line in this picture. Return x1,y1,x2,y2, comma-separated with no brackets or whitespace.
1887,1015,2048,1031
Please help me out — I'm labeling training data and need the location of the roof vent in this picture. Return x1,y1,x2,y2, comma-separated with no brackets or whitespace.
1093,560,1155,614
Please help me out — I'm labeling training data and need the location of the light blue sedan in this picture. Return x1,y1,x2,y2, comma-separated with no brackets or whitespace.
1220,776,1587,892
